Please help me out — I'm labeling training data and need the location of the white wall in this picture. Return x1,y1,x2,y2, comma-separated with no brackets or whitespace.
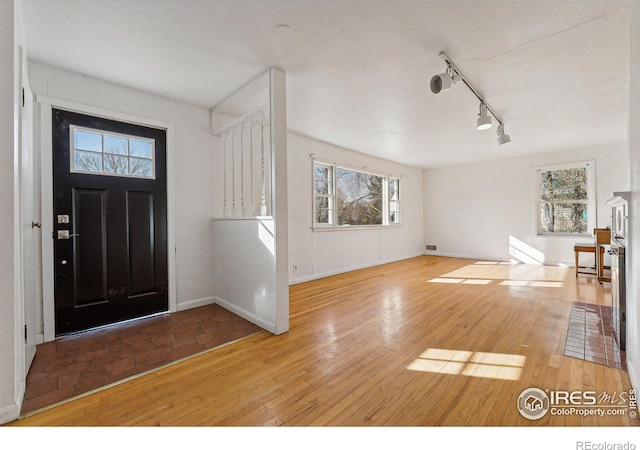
212,218,278,331
626,1,640,392
0,0,18,425
287,132,425,284
27,60,218,323
423,143,630,266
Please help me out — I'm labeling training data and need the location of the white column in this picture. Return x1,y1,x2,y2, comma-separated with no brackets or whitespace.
626,1,640,390
270,67,289,335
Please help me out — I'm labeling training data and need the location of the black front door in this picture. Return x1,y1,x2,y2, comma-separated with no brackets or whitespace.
53,109,168,335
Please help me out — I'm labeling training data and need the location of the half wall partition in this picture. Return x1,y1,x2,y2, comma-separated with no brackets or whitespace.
210,68,288,335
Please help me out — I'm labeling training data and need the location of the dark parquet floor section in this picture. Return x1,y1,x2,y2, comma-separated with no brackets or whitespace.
21,304,263,416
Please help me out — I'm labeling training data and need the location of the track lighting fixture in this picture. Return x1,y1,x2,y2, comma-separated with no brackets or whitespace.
430,69,459,94
496,124,511,145
431,51,511,145
476,103,492,131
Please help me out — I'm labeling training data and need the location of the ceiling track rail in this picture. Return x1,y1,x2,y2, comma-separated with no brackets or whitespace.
439,51,504,126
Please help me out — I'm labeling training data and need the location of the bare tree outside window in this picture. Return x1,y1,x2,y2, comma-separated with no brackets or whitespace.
336,168,383,225
72,127,154,178
74,151,103,172
313,164,333,224
539,167,588,233
312,161,399,228
389,178,400,224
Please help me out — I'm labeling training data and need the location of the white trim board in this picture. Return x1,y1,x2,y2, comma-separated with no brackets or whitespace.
214,296,276,334
176,296,216,312
289,252,425,285
37,96,177,342
424,251,571,267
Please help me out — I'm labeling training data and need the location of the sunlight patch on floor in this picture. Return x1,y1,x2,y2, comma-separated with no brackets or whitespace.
407,348,526,381
427,260,568,287
442,262,567,282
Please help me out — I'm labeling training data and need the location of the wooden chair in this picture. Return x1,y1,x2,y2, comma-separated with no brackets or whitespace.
574,243,598,278
593,227,611,283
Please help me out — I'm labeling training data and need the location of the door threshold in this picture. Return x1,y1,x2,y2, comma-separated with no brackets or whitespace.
55,311,168,339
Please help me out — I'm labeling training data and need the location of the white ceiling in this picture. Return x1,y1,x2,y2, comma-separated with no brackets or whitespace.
20,0,631,169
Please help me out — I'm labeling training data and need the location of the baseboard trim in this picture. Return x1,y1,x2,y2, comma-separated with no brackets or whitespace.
0,401,20,425
425,251,571,267
176,296,216,312
214,296,276,334
425,251,516,263
289,252,425,285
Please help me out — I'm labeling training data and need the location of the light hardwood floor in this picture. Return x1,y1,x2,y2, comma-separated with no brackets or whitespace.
9,256,639,426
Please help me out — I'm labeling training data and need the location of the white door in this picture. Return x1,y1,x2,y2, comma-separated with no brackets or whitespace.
20,46,36,371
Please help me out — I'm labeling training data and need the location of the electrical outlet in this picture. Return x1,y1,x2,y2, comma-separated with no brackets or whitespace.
293,264,299,272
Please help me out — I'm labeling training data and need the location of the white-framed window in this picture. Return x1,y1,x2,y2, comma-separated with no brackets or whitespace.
313,162,334,225
536,161,595,236
389,177,400,224
312,159,401,228
70,125,156,179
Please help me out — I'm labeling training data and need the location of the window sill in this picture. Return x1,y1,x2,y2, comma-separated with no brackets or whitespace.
312,224,402,232
535,233,591,238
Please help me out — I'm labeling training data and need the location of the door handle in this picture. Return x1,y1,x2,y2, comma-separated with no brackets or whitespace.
57,230,79,239
31,221,41,228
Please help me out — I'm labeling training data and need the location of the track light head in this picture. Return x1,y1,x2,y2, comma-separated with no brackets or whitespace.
430,71,459,94
496,124,511,145
476,103,492,130
433,52,511,143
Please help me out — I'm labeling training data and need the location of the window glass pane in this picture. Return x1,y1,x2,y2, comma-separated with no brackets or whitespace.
103,135,128,155
315,196,331,224
540,202,587,233
336,168,383,225
130,157,153,177
390,179,399,202
130,139,153,158
74,130,102,152
390,201,399,224
74,150,103,172
103,154,129,174
71,127,155,179
314,179,329,195
540,168,587,201
314,166,331,194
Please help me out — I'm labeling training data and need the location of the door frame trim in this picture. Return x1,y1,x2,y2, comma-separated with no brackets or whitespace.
37,95,177,342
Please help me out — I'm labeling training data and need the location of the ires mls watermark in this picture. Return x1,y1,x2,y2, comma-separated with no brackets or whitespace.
517,387,638,420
